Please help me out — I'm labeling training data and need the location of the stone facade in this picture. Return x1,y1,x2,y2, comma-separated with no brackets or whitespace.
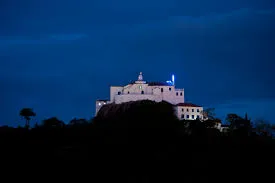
95,72,203,120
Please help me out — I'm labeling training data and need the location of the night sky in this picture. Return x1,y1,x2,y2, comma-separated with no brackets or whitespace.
1,0,275,126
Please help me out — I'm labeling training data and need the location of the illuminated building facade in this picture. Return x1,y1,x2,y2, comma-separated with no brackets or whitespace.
95,72,203,120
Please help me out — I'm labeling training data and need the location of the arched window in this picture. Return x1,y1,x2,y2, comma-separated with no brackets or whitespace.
161,88,163,92
141,91,144,94
118,91,121,95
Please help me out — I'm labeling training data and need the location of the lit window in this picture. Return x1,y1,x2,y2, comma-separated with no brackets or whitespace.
192,109,194,112
192,115,194,119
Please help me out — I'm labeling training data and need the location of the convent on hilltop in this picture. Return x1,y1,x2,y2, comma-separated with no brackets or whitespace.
95,72,203,120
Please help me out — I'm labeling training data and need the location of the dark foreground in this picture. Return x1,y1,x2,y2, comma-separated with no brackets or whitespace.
4,102,273,182
0,127,274,182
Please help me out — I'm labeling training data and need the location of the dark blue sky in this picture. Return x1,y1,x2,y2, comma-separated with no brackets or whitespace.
1,0,275,126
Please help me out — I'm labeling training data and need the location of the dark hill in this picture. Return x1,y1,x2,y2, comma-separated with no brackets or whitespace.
93,100,178,144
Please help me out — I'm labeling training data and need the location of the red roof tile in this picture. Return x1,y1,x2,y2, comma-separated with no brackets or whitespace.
176,103,202,107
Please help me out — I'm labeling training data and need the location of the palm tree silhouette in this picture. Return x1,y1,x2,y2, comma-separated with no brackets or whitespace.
19,108,36,129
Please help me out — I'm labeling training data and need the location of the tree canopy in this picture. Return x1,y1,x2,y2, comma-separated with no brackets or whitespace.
19,108,36,128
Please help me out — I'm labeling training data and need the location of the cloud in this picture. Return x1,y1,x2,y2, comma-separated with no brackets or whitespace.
122,8,275,40
48,34,88,41
118,8,275,102
0,33,88,46
1,5,275,126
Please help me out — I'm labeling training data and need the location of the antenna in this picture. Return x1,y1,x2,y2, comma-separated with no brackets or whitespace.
172,74,175,86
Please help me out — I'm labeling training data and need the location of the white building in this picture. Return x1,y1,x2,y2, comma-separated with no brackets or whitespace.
176,103,203,120
95,72,203,120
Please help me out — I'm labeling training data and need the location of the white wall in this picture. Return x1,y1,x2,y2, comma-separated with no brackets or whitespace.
157,86,184,105
114,94,162,104
122,84,150,95
110,83,185,105
110,86,123,102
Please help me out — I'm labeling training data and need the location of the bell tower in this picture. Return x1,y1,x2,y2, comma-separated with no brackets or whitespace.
135,72,146,84
138,72,143,81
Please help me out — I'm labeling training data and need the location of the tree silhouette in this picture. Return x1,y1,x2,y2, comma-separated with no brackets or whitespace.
19,108,36,128
226,113,252,136
69,118,88,126
42,117,65,128
204,119,221,128
200,108,216,120
226,113,242,129
254,118,271,136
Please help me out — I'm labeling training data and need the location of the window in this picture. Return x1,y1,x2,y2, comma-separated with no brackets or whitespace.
192,109,194,112
128,91,130,94
181,108,184,112
192,115,194,119
180,92,182,96
197,115,200,119
141,91,144,94
118,91,121,95
181,114,184,119
187,108,189,112
161,88,163,92
176,92,178,96
169,87,171,91
186,115,189,119
197,109,200,112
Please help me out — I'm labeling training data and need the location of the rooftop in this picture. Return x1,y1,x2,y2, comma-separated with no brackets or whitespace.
96,99,109,102
176,103,202,107
148,82,173,86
